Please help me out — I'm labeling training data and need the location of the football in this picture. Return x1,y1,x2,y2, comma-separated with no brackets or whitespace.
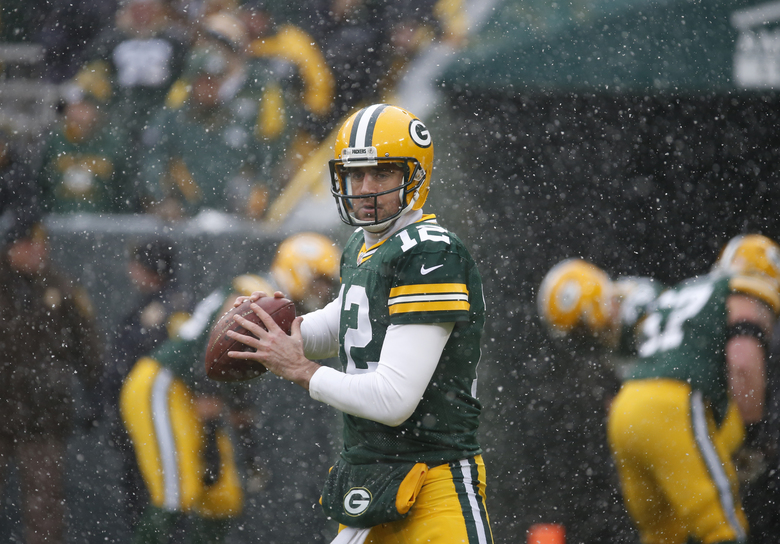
205,296,296,382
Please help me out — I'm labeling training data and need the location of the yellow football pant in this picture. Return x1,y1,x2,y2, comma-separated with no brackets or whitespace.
120,357,243,519
608,379,747,544
339,455,493,544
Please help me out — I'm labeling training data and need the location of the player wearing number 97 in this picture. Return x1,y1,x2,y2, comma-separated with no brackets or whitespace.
608,234,780,544
228,104,493,544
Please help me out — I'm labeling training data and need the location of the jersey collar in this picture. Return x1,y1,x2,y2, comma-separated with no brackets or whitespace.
357,210,433,265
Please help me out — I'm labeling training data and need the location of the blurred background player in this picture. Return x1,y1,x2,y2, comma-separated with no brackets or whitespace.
102,235,192,528
0,206,103,544
537,257,663,372
119,231,341,544
607,233,780,544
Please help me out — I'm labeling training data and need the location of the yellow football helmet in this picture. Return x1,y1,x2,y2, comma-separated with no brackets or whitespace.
270,232,340,304
713,233,780,314
329,104,433,231
232,273,274,297
537,258,616,337
714,234,780,284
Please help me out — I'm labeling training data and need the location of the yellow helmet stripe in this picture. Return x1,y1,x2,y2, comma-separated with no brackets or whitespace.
730,275,780,315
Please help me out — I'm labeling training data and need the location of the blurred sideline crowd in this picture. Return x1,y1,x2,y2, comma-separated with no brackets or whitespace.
0,0,467,221
0,199,346,542
0,1,472,542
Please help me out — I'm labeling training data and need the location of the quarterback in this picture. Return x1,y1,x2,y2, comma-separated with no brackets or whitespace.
229,104,492,543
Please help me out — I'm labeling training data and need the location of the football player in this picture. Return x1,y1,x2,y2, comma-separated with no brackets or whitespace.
608,233,780,544
228,104,493,544
119,232,340,544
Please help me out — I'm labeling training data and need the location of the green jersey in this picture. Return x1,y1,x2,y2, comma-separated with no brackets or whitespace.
614,276,665,359
152,285,231,389
38,123,132,214
338,215,486,465
625,273,736,423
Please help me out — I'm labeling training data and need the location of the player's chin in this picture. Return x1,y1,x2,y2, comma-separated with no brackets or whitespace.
353,206,377,221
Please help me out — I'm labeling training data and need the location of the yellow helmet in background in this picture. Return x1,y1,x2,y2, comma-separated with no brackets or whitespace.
713,233,780,314
537,258,615,337
714,234,780,285
270,232,340,304
329,104,433,232
231,273,274,297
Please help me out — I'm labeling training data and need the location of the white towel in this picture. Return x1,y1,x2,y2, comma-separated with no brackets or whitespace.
330,526,371,544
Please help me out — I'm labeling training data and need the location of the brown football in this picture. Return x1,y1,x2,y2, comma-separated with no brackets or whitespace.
205,296,296,382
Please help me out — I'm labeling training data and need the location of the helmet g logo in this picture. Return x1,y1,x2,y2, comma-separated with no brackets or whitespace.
344,488,372,516
556,280,582,312
409,120,432,148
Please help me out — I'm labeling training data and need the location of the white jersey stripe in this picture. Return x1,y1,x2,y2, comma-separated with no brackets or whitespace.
458,459,489,544
151,367,181,511
389,293,469,305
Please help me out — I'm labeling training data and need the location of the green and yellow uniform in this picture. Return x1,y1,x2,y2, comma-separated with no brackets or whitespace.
38,122,133,214
608,271,775,544
120,275,272,543
335,215,491,543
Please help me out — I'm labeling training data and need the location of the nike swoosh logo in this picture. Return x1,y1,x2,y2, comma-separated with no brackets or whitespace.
420,264,444,275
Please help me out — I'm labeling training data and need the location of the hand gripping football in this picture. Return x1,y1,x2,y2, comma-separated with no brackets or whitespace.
205,296,296,382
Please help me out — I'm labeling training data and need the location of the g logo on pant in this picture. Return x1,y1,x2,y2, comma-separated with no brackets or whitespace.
344,488,372,516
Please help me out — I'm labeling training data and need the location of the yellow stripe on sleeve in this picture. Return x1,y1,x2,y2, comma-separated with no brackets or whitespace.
389,300,471,315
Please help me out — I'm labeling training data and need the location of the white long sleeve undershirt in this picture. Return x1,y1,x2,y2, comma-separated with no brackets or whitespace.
303,318,454,427
300,209,453,427
300,297,341,359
